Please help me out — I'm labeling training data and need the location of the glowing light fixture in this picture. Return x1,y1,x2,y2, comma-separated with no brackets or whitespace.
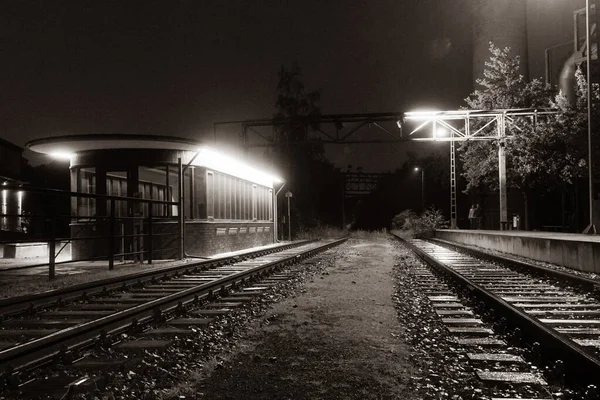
404,109,441,121
194,147,282,187
50,151,73,161
435,127,448,137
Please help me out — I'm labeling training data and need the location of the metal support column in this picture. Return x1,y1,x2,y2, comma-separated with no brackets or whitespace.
584,0,597,234
109,199,115,270
273,188,278,242
498,114,508,230
178,158,184,260
341,176,346,229
450,133,457,229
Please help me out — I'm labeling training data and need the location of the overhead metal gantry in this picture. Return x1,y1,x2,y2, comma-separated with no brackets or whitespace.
229,112,405,149
217,109,558,231
403,108,557,230
344,171,388,197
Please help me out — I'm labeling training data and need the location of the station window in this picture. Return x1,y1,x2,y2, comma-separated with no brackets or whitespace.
106,172,127,217
77,168,96,217
206,171,214,220
205,170,271,222
138,180,169,218
138,166,177,218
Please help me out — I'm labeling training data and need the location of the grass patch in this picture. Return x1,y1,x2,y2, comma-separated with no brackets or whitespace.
296,226,349,240
350,229,389,239
296,227,391,240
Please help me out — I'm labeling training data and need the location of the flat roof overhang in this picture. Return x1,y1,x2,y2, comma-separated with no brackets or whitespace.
26,133,282,187
26,133,202,154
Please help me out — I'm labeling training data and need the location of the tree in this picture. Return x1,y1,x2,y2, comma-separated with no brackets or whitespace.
543,68,599,185
269,62,341,234
460,43,572,229
274,62,321,144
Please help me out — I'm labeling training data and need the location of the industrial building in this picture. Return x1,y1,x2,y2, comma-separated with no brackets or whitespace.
473,0,586,93
0,137,25,236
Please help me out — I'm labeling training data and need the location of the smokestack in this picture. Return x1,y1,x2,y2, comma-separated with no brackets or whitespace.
473,0,529,87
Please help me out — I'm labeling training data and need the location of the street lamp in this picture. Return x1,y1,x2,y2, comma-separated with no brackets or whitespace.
414,167,425,213
285,190,293,241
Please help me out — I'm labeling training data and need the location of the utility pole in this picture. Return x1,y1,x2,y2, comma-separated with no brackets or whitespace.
415,167,425,213
421,168,425,213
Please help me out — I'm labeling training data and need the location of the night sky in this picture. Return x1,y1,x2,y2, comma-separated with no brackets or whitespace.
1,0,474,170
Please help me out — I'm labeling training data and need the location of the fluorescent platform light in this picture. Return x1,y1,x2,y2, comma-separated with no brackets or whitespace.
194,147,282,187
50,151,73,161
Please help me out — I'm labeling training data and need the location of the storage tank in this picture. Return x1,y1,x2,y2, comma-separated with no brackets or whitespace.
473,0,529,86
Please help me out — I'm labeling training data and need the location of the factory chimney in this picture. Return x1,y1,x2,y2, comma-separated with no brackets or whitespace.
473,0,529,87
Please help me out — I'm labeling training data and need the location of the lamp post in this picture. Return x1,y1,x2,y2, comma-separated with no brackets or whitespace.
414,167,425,213
285,190,293,241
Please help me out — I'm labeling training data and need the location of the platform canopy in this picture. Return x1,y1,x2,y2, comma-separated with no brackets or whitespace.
26,133,203,157
26,133,282,187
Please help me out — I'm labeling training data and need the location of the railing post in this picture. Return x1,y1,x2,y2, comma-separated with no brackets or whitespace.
48,218,56,280
109,199,115,270
148,201,153,265
178,157,184,260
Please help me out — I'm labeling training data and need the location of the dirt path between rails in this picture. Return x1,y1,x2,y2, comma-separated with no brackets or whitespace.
196,238,414,399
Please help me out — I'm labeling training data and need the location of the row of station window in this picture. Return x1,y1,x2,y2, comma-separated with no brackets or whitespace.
206,171,273,221
74,166,273,222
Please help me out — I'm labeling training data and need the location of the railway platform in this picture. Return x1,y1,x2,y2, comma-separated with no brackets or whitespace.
434,229,600,274
0,241,295,299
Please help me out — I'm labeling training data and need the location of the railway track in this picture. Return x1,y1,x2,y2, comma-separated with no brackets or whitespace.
393,233,600,392
0,238,346,393
0,241,313,319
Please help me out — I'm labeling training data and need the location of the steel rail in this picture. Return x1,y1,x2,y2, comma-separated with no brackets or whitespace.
430,237,600,292
0,240,315,318
393,234,600,387
0,238,346,376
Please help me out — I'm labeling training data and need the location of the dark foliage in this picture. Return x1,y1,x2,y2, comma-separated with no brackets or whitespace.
352,151,450,230
269,63,342,236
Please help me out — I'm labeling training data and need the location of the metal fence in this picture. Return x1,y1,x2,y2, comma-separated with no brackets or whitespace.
0,184,181,279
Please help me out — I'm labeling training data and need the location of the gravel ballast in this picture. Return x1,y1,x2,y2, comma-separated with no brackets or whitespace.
194,237,414,399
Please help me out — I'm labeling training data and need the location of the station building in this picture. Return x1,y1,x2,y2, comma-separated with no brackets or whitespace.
26,134,281,260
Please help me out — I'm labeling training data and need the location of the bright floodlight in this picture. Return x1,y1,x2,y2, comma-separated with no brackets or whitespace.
414,167,420,171
435,127,448,137
404,109,441,121
195,147,282,187
49,151,73,161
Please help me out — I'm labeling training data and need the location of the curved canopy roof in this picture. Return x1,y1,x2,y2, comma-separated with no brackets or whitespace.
26,133,202,155
26,133,282,187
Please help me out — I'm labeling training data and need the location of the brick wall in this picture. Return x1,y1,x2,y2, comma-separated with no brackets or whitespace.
184,221,273,257
71,220,274,261
70,223,107,260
